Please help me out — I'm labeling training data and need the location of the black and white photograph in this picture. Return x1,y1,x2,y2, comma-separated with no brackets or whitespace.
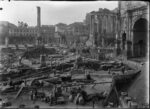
0,1,149,108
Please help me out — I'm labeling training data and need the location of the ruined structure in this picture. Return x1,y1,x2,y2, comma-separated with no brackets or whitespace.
119,1,149,58
0,7,55,47
36,6,42,45
85,8,118,47
85,1,149,59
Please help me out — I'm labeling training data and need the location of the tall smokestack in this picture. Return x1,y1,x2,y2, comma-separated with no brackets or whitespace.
37,6,41,27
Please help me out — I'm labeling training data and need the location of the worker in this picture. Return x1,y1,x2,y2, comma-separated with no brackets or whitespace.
85,70,91,80
92,83,96,89
9,80,13,86
108,68,111,74
33,93,36,104
24,79,27,86
41,80,44,87
53,86,57,98
73,62,76,69
84,70,87,78
34,88,37,100
53,69,56,76
92,99,95,109
30,90,33,101
49,93,53,105
21,81,25,87
122,66,125,74
121,62,123,66
67,71,72,81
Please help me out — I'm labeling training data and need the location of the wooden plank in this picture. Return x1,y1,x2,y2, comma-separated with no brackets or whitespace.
15,86,24,99
61,81,112,87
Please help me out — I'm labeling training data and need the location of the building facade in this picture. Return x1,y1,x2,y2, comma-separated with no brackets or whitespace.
41,25,55,44
54,22,89,46
8,27,37,45
54,23,68,45
67,22,89,46
8,25,55,45
0,21,17,45
55,23,68,33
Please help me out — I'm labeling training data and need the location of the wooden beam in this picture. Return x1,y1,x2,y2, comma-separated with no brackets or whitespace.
60,81,112,87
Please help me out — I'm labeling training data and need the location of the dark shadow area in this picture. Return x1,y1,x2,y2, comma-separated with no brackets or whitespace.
133,18,148,57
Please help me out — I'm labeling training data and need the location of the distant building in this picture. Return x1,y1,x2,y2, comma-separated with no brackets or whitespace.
8,25,56,45
0,22,55,46
8,26,37,45
55,23,68,33
0,21,17,45
69,22,89,36
9,27,38,37
67,22,89,45
54,23,68,45
85,8,118,47
41,25,55,44
54,22,89,46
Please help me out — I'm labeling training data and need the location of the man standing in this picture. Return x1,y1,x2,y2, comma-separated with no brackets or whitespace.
122,31,126,50
122,66,125,74
108,68,111,74
92,99,95,109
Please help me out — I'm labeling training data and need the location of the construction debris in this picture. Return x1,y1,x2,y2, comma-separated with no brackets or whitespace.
0,45,146,108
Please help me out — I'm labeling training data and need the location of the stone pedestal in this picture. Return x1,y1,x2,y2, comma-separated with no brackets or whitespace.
126,41,132,59
102,38,105,47
40,54,46,67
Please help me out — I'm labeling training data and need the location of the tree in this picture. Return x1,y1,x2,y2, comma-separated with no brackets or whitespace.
24,23,28,28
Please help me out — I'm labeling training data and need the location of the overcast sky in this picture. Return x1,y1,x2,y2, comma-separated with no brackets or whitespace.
0,1,118,26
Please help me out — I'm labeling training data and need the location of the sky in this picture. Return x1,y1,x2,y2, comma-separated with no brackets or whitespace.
0,1,118,26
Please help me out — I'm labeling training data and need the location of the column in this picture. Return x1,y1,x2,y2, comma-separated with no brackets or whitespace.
5,37,9,47
111,16,113,33
91,15,94,35
110,15,112,33
99,15,102,34
91,15,93,35
105,15,107,33
37,6,41,27
102,15,105,46
106,15,108,34
131,30,134,57
36,6,41,46
97,15,100,46
109,16,111,33
107,15,109,33
113,16,115,34
103,15,105,33
90,15,94,46
108,15,111,33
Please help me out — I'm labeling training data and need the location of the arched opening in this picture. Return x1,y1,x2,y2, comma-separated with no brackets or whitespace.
133,18,148,57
